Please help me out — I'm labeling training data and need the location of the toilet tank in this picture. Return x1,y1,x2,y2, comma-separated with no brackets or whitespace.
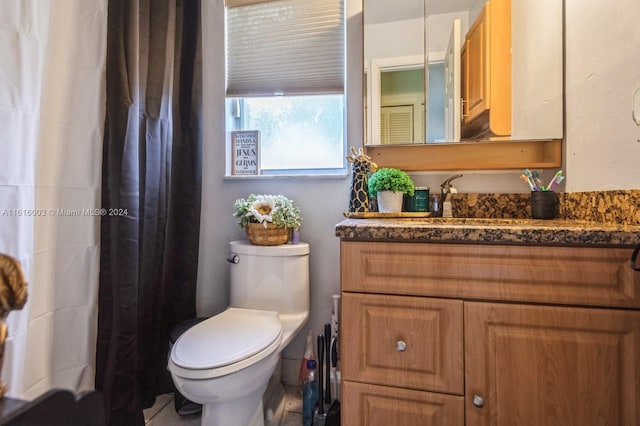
229,240,309,315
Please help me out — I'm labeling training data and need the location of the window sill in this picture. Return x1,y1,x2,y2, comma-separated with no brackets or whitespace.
224,172,349,180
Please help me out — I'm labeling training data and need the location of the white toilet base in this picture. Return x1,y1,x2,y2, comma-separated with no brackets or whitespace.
201,390,266,426
172,349,280,426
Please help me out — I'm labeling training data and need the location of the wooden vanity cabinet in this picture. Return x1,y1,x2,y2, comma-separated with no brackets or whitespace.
466,302,640,425
340,241,640,425
461,0,511,139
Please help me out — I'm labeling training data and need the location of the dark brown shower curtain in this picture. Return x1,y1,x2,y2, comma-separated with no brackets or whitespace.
96,0,202,424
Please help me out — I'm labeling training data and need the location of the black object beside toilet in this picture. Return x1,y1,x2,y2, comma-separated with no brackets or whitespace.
169,317,208,415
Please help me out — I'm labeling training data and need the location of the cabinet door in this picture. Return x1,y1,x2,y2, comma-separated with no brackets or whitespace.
343,381,464,426
461,0,511,138
463,2,490,124
465,302,640,425
342,293,463,394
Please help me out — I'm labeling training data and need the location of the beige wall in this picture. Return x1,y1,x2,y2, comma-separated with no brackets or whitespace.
564,0,640,191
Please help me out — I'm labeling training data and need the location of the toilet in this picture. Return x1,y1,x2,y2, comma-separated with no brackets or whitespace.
168,240,310,426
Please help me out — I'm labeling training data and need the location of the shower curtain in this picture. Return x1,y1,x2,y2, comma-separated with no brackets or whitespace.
95,0,203,424
0,1,107,399
0,0,202,422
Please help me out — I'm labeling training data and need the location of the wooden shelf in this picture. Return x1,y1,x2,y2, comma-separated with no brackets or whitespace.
364,139,562,171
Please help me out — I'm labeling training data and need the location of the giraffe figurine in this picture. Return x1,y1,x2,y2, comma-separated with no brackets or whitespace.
346,146,378,213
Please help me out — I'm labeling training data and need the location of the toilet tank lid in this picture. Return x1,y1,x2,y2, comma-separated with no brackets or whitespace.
230,240,309,256
171,308,282,370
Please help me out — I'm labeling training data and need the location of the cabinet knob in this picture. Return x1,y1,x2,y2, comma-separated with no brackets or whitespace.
395,340,407,352
472,395,485,408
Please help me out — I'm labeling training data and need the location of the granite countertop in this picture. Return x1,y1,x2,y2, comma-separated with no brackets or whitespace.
335,217,640,247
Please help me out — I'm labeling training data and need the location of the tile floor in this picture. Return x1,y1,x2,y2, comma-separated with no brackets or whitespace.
143,385,303,426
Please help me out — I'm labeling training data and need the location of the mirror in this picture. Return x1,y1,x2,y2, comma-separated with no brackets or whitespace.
364,0,563,146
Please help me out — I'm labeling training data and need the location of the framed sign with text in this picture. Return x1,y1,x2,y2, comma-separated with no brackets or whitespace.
231,130,260,175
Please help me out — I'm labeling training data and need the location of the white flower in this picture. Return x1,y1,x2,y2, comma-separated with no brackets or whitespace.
248,195,276,227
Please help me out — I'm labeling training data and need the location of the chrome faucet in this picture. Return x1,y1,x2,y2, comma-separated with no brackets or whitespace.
440,174,463,218
440,174,463,201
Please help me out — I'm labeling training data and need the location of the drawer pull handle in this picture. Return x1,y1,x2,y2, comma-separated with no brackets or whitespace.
395,340,407,352
472,395,485,408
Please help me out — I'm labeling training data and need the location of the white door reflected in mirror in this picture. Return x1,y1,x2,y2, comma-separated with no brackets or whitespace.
444,19,461,142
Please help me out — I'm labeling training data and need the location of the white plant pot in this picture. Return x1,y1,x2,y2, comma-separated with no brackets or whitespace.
376,191,404,213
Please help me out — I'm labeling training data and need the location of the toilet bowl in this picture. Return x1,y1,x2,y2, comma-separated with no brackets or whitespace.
168,241,310,426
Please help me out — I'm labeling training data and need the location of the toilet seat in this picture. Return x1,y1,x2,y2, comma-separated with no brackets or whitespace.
169,308,283,379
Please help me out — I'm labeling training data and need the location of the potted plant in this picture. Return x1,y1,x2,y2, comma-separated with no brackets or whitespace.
233,194,302,245
368,168,415,212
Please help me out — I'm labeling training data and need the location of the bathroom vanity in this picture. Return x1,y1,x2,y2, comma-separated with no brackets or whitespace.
336,218,640,425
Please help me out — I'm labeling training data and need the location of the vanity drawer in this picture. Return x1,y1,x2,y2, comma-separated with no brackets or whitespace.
342,381,464,426
341,292,463,394
341,241,640,308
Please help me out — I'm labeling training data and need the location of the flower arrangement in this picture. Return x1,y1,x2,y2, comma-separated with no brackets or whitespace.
368,167,415,197
233,194,302,230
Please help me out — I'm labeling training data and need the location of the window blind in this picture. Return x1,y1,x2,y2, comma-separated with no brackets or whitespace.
226,0,345,97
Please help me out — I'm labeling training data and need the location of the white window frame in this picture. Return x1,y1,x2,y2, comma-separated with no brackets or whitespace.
223,0,352,178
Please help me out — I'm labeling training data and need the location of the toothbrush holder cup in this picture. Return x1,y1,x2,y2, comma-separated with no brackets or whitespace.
530,191,557,220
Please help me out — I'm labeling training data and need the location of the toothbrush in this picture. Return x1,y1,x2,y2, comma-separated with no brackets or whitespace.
549,175,564,191
532,170,543,191
520,174,536,191
546,171,563,191
523,169,538,190
535,178,543,190
522,170,538,191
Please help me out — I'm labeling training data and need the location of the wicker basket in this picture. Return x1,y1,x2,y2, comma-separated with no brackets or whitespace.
245,223,289,246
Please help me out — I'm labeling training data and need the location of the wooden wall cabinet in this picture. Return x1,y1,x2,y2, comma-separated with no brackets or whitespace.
340,241,640,425
462,0,511,139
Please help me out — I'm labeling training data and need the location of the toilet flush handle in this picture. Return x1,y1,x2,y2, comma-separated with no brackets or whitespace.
227,254,240,264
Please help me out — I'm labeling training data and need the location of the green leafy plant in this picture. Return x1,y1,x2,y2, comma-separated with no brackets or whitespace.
368,168,415,197
233,194,302,230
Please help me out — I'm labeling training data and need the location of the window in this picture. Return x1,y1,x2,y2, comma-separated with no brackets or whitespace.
235,95,344,171
225,0,346,175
